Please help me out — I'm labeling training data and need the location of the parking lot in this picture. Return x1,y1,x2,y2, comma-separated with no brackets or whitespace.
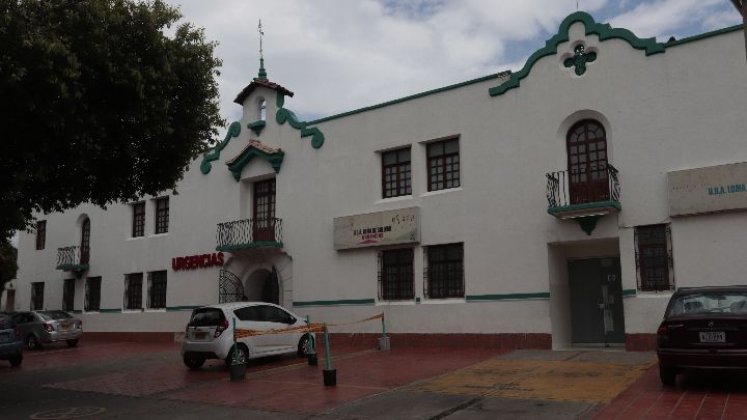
1,339,746,419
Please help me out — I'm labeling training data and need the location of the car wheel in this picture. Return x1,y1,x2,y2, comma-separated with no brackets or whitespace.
66,339,79,348
183,354,205,370
9,354,22,367
224,344,249,368
297,334,312,357
26,335,41,350
659,365,676,386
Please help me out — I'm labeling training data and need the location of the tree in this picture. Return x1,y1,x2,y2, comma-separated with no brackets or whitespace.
0,239,17,297
0,0,224,240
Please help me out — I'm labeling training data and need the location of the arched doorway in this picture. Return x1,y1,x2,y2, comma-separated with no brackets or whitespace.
244,267,279,305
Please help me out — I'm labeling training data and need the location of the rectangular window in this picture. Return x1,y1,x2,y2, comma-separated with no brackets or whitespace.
635,224,674,292
425,243,464,299
62,279,75,311
124,273,143,310
427,137,460,192
85,277,101,312
154,197,169,234
132,202,145,237
31,282,44,310
35,220,46,250
382,148,412,198
147,270,167,309
378,248,414,300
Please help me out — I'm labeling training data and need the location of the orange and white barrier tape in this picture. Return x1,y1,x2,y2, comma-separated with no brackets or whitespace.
233,313,384,339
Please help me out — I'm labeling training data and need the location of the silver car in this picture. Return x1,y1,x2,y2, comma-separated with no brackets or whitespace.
12,310,83,350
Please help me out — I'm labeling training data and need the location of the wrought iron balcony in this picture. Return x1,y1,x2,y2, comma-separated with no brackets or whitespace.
546,164,621,234
56,246,90,272
216,218,283,252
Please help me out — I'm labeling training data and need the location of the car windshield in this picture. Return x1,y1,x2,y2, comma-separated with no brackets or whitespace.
668,291,747,316
189,308,224,326
38,310,73,321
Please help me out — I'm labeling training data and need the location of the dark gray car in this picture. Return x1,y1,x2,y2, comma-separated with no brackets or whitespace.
12,310,83,350
0,313,23,366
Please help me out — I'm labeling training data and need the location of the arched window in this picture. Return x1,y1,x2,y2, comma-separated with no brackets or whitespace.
80,217,90,265
567,120,609,204
258,99,267,121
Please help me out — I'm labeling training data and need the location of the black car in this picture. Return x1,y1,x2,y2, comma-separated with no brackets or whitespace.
656,286,747,385
0,313,23,366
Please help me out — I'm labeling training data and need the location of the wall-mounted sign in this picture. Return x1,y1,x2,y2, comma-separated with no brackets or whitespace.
668,162,747,217
334,207,420,250
172,252,224,271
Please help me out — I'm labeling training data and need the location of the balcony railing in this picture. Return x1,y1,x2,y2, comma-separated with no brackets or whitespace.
545,165,621,234
56,246,90,271
216,218,283,252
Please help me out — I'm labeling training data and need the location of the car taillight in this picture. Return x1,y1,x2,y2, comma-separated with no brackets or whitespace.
214,319,229,338
657,324,667,335
44,323,55,332
76,320,83,329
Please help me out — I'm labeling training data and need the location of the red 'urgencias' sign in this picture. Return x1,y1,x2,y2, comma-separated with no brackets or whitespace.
172,252,224,271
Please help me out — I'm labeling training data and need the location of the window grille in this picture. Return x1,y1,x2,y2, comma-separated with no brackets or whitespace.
124,273,143,310
424,243,464,299
427,138,460,192
378,248,414,300
635,224,674,291
132,202,145,237
148,271,167,309
62,279,75,311
85,277,101,311
155,197,169,234
382,148,412,198
35,220,46,250
31,282,44,310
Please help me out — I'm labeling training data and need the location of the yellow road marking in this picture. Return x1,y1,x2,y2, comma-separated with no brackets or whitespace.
406,359,653,404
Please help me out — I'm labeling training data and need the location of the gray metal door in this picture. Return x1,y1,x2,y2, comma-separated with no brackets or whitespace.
568,258,625,345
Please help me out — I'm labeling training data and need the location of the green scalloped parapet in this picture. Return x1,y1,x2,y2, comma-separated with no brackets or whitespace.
275,94,325,149
226,146,285,181
248,120,266,136
200,122,242,174
489,11,666,97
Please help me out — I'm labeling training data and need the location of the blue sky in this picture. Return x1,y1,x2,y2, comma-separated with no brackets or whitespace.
167,0,742,129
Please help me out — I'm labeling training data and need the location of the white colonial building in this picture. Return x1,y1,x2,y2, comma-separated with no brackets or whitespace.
13,12,747,349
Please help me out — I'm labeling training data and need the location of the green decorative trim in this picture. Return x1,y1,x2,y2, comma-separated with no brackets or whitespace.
622,289,637,297
248,120,266,136
217,241,284,252
563,44,597,75
547,200,622,216
489,11,666,97
226,147,285,181
56,264,89,272
200,122,242,175
577,215,602,235
275,94,325,149
466,292,551,302
99,308,122,313
665,24,744,48
293,299,376,307
167,305,202,312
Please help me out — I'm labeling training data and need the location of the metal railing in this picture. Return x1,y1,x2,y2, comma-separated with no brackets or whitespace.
216,218,283,250
546,164,620,209
56,246,89,270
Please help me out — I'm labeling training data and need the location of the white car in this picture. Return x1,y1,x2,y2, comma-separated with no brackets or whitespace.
181,302,313,369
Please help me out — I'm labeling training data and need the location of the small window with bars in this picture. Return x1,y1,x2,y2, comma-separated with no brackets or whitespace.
378,248,414,301
62,279,75,311
154,197,169,234
382,148,412,198
35,220,46,250
148,271,167,309
427,138,460,192
424,243,464,299
124,273,143,310
85,277,101,312
635,224,674,292
31,282,44,310
132,202,145,237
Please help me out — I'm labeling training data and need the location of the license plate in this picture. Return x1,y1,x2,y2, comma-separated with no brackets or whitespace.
61,323,71,331
699,331,726,343
193,331,208,340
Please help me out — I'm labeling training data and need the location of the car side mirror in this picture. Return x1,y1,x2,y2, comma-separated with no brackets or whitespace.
287,316,296,324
